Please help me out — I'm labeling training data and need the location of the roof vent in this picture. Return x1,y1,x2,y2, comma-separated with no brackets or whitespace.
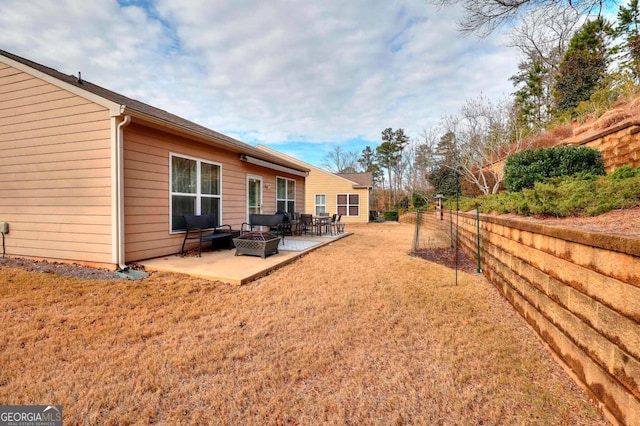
77,71,83,84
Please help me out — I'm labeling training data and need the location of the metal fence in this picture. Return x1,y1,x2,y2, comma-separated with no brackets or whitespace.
404,208,482,280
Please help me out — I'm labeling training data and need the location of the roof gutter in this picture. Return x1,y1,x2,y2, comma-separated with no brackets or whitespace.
240,154,309,177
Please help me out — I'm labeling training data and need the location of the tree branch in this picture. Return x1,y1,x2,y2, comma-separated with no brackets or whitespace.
428,0,613,37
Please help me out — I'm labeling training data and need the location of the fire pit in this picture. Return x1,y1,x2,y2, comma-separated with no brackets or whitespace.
233,231,281,259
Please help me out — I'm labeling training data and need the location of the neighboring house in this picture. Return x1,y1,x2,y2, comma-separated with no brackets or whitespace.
255,145,372,224
0,50,309,269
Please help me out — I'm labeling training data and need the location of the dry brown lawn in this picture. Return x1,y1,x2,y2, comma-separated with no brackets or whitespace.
0,223,607,425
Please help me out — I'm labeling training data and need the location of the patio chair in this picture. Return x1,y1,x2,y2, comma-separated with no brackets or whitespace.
300,214,315,235
314,215,332,236
290,212,301,235
334,214,343,234
327,214,338,235
275,210,292,236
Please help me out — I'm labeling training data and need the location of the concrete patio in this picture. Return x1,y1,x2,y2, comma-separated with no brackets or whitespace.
140,231,351,285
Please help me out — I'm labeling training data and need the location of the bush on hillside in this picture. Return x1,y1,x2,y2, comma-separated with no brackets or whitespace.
608,164,640,180
397,196,410,209
384,211,399,221
503,146,605,192
411,192,429,209
452,166,640,217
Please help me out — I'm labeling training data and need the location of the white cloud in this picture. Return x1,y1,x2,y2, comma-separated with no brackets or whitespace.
1,0,520,166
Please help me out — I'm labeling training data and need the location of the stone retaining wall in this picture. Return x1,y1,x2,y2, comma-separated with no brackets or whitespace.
567,120,640,172
483,119,640,178
403,210,640,425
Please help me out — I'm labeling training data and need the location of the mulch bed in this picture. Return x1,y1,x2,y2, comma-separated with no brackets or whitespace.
0,257,144,281
1,247,481,281
412,247,479,274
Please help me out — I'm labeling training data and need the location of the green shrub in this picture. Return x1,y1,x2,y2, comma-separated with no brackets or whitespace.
384,211,399,221
411,192,429,209
397,196,410,209
511,192,533,215
503,146,605,192
572,72,639,124
440,168,639,218
608,165,640,180
451,196,476,212
592,174,640,212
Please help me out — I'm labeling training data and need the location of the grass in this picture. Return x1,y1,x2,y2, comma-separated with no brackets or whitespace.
0,224,606,425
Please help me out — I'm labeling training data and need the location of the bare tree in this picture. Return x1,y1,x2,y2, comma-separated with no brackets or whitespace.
322,146,361,173
407,130,438,190
396,148,411,200
441,95,533,194
428,0,611,36
508,5,582,130
399,133,437,206
509,5,581,72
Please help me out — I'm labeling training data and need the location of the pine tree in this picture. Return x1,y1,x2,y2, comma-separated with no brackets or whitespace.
429,131,461,197
511,58,551,131
358,146,383,187
554,17,611,113
615,0,640,82
376,128,409,209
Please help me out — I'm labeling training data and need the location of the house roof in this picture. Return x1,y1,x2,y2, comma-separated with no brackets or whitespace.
0,49,308,175
254,144,373,189
335,172,373,188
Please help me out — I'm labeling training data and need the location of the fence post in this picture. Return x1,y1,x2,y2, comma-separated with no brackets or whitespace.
449,208,454,247
455,196,459,286
412,210,420,253
476,206,482,273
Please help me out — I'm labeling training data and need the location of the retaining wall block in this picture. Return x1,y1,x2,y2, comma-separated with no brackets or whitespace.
402,210,640,423
613,348,640,399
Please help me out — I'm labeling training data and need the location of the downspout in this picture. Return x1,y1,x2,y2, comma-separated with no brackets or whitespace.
116,114,131,270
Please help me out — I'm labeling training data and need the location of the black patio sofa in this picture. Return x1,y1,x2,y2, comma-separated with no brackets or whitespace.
240,213,286,243
180,213,233,257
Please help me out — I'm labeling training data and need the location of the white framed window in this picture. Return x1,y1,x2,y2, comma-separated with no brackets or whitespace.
337,193,359,217
315,194,326,216
276,177,296,213
170,153,222,232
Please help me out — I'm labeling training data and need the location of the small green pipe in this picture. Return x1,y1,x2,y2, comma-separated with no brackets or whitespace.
455,194,459,286
449,208,453,247
476,206,482,273
413,210,420,253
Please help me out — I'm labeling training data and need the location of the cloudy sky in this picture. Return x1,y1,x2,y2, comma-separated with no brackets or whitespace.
1,0,520,167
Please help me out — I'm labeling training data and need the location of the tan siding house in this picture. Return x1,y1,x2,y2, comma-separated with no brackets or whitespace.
0,50,308,269
256,145,372,224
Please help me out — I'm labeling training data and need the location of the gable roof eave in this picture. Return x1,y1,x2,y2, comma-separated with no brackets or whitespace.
334,173,373,189
122,107,309,174
0,50,123,116
0,49,309,175
254,144,362,182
